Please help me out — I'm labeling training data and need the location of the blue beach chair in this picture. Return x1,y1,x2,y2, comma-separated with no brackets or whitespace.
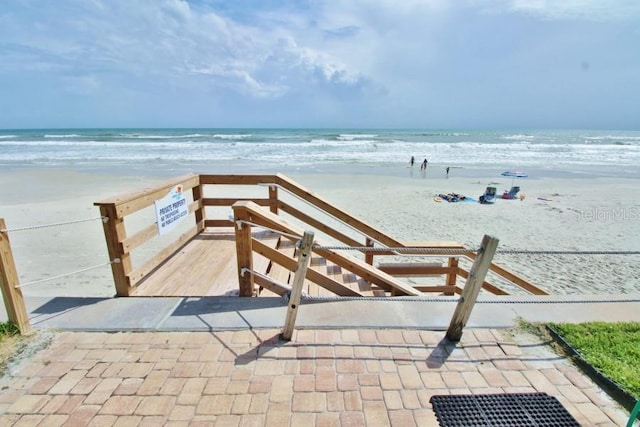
502,186,521,200
479,186,497,204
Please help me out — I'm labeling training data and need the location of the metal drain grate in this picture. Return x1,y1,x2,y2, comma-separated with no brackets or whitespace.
429,392,580,426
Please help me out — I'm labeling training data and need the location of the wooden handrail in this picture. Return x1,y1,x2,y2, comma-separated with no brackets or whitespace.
232,201,422,297
277,200,364,249
95,174,200,218
274,174,406,248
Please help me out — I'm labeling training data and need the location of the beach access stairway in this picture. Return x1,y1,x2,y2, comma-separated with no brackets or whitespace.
92,173,548,299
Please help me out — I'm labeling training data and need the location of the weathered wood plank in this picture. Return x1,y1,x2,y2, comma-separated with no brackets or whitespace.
95,174,200,218
377,263,454,276
128,225,200,288
0,218,31,334
275,174,405,248
252,239,363,297
132,232,240,296
202,198,270,207
282,231,314,340
413,285,461,293
446,257,459,296
234,208,255,297
253,274,291,296
99,205,132,296
199,174,277,185
278,201,363,248
265,238,294,289
447,235,499,342
205,219,234,228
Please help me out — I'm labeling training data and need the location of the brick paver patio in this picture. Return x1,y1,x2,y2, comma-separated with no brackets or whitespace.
0,328,632,426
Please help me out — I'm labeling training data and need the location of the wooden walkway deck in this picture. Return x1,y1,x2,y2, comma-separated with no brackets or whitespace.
132,229,275,297
131,228,379,298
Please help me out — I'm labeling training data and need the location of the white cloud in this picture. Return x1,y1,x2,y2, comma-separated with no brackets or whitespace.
495,0,640,21
0,0,375,100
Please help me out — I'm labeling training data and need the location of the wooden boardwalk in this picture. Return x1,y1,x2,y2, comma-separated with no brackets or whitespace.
92,174,544,300
131,228,380,298
132,229,275,297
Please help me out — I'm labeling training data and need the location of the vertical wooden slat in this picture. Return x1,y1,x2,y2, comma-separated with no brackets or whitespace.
192,180,205,232
282,231,314,341
0,219,31,335
233,207,254,297
268,185,278,215
446,235,499,342
445,257,458,296
99,205,132,296
365,237,374,265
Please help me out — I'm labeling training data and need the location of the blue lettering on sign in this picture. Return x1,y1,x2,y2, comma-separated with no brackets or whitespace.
155,186,189,235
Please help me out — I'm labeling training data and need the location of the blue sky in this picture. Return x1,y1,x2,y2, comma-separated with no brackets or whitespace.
1,0,639,129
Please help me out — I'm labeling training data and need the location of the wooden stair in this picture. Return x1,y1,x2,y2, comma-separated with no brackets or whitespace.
258,235,393,298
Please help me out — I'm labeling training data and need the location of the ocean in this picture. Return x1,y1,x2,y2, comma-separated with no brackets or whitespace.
1,128,640,178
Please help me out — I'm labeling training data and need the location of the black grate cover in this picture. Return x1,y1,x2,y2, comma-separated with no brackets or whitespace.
429,392,580,426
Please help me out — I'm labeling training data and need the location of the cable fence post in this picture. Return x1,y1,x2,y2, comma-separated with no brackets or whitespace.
0,218,31,335
282,230,314,341
446,234,499,342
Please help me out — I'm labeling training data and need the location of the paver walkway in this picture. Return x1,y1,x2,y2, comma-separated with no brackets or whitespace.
0,328,632,426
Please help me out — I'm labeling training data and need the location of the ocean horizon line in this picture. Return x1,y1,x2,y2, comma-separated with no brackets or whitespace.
3,126,640,133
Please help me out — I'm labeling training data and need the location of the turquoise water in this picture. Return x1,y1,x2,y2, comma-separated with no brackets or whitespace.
1,128,639,177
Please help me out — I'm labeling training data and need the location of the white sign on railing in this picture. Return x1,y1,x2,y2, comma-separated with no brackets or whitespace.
154,185,188,235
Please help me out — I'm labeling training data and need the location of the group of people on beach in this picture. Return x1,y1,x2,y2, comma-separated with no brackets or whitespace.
437,192,467,202
410,156,429,170
410,156,450,177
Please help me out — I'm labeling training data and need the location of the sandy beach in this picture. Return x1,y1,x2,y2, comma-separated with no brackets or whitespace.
1,165,639,311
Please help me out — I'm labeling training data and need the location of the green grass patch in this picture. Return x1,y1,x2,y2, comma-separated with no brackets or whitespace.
0,321,19,340
549,322,640,399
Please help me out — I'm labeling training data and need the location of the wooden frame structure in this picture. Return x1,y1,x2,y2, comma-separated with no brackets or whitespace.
93,174,547,298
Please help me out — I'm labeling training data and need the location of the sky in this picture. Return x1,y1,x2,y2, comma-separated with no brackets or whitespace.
1,0,639,130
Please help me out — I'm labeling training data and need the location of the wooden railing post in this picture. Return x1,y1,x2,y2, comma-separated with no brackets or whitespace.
99,205,132,296
0,219,31,335
192,179,205,232
233,207,255,297
365,238,374,265
445,257,458,296
446,235,499,342
282,231,314,341
268,185,278,215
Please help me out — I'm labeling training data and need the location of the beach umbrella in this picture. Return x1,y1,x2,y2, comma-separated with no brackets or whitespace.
501,170,528,186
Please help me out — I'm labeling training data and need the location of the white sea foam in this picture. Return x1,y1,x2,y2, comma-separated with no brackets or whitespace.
501,134,535,140
338,134,378,140
212,134,252,139
1,129,640,172
44,134,81,138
